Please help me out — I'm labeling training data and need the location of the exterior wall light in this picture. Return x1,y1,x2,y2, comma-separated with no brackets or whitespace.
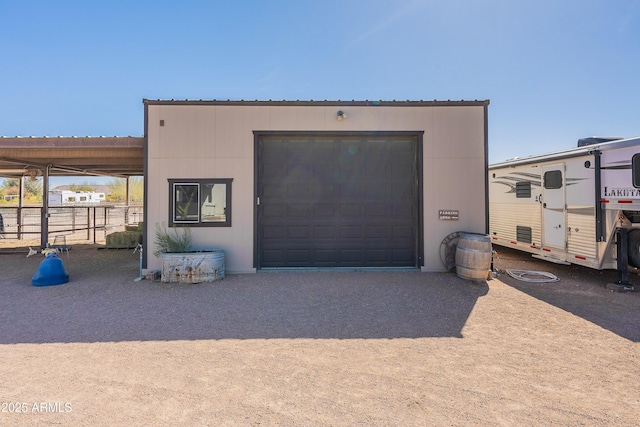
337,110,348,121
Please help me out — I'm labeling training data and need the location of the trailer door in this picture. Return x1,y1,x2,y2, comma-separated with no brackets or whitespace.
542,164,566,249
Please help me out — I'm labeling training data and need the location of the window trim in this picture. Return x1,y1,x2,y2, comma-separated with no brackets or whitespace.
633,153,640,188
168,178,233,227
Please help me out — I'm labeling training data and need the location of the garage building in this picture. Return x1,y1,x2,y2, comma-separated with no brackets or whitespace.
143,99,489,273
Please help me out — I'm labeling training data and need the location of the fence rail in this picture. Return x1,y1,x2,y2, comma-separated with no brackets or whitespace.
0,204,143,247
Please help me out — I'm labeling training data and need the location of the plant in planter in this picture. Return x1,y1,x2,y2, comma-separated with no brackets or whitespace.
154,222,225,283
153,222,193,256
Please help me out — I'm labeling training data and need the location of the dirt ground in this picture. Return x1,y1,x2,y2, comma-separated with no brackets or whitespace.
0,243,638,426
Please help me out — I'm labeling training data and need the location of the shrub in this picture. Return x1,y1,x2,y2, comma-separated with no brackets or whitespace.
153,222,192,256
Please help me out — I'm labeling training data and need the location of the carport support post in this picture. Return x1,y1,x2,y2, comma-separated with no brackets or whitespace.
126,177,130,206
40,165,51,249
125,177,131,226
18,177,24,240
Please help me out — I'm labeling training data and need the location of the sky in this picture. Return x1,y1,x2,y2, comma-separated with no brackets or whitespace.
1,0,639,186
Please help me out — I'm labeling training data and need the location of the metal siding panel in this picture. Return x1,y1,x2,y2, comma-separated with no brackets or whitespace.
490,203,542,246
567,209,597,258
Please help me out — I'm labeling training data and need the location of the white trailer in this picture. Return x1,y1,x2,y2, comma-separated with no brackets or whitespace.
489,136,640,273
48,190,106,206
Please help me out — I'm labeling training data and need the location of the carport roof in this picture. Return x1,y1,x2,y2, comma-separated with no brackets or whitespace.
0,136,144,178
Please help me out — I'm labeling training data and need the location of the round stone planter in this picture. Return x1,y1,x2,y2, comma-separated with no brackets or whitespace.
160,249,225,283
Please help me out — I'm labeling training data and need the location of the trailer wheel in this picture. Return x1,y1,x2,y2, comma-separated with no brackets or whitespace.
628,230,640,268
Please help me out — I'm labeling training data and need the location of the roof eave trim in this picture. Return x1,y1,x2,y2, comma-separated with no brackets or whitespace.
142,99,490,107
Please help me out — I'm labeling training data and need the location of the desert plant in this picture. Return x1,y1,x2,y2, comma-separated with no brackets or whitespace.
153,222,192,256
107,177,144,203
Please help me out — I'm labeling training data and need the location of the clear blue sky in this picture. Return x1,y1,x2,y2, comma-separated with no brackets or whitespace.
1,0,639,176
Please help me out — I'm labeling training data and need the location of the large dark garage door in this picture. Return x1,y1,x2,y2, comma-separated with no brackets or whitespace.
257,133,421,268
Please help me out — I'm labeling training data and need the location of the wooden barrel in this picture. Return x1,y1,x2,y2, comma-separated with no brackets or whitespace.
455,233,492,281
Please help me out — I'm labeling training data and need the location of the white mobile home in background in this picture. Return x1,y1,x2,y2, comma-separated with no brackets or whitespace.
48,190,106,205
489,136,640,270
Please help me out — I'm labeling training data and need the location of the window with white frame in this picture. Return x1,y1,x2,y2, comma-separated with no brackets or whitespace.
168,178,233,227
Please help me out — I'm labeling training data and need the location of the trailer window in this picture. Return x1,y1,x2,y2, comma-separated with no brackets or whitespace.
516,181,531,198
168,178,233,227
544,170,562,189
633,154,640,188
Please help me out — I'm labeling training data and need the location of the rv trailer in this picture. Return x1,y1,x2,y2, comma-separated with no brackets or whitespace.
48,190,106,206
489,136,640,271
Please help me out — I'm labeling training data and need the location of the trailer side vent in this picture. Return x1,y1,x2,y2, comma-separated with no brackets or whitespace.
516,181,531,198
516,226,532,244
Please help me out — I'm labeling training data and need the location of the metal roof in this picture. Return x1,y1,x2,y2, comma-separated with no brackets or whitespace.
0,136,144,178
143,98,490,107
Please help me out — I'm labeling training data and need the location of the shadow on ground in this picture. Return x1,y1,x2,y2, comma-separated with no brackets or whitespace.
0,246,489,343
494,247,640,342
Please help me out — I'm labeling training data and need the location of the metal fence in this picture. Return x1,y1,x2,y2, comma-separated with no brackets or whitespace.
0,204,143,247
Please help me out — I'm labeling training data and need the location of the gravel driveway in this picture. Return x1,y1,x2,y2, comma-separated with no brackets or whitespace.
1,244,638,426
